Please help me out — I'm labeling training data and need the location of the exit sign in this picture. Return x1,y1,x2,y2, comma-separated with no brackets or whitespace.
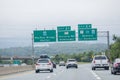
34,30,56,42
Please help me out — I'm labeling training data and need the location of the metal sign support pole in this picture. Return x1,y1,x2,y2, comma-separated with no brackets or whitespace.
32,33,34,65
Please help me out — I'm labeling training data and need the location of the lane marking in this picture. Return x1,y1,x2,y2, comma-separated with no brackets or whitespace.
53,73,57,76
46,76,51,79
90,70,101,80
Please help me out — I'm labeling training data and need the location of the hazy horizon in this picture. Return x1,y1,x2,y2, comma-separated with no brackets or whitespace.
0,0,120,48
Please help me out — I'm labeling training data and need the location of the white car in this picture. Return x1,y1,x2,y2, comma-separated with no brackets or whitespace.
59,61,65,66
91,55,109,70
66,59,78,69
35,59,53,73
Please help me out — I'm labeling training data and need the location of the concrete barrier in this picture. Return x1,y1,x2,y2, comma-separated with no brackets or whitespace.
0,65,35,76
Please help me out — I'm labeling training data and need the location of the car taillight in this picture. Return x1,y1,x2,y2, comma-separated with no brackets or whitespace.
48,62,52,65
114,63,119,67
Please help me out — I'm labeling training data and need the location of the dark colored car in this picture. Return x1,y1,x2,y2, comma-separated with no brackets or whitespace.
40,54,50,59
52,61,56,68
111,58,120,75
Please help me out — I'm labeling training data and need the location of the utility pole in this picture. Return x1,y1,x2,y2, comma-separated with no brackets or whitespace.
107,31,111,61
32,33,35,65
107,31,110,50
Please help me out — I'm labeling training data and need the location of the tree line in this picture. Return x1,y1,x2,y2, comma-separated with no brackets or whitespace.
52,35,120,63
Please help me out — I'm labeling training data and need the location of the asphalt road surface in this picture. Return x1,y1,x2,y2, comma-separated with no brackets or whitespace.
0,64,120,80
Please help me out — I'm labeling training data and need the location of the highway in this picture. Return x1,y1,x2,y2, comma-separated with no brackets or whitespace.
0,64,119,80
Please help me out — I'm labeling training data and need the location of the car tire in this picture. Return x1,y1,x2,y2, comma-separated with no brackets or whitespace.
92,67,95,70
66,66,69,69
105,67,109,70
50,69,53,73
113,71,116,75
76,66,78,68
111,70,113,74
35,70,39,73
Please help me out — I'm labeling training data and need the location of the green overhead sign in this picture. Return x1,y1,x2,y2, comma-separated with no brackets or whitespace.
34,30,56,42
78,24,92,29
57,26,71,31
78,24,97,41
58,31,76,41
78,29,97,41
33,24,97,42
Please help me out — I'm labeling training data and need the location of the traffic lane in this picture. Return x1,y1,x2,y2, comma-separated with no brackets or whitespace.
0,64,96,80
49,64,96,80
1,64,120,80
93,68,120,80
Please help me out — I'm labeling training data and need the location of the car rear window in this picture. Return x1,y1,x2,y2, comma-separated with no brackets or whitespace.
68,60,76,62
38,59,49,63
95,56,106,60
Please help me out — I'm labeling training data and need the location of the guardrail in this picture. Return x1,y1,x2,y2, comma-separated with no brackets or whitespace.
0,65,35,76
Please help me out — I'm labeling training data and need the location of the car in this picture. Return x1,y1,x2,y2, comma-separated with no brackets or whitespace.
52,61,57,68
35,59,53,73
91,55,109,70
66,59,78,69
59,61,65,66
111,58,120,75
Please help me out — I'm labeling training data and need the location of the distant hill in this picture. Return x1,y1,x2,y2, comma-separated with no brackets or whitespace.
0,43,108,57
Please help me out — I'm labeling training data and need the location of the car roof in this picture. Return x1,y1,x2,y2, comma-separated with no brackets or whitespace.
40,54,50,59
37,58,50,61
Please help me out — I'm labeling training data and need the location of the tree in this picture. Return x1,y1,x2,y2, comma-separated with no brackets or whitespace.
0,55,2,63
110,35,120,61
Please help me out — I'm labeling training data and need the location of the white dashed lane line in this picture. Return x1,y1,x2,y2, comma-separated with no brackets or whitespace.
90,70,101,80
53,73,57,76
45,69,64,80
46,76,51,79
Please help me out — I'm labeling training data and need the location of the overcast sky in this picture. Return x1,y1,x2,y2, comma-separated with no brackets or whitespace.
0,0,120,48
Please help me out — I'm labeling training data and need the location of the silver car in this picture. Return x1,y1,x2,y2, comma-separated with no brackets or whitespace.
35,59,53,73
66,59,78,69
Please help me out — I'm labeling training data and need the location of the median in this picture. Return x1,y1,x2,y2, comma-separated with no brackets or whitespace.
0,65,35,76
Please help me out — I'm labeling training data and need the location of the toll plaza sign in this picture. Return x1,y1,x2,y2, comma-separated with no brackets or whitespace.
78,24,97,41
34,30,56,42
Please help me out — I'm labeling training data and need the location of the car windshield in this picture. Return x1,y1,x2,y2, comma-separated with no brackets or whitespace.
60,61,64,63
38,59,49,63
95,56,106,60
68,60,76,62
